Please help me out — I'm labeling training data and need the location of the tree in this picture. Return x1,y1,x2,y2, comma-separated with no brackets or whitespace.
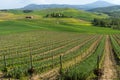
92,18,120,30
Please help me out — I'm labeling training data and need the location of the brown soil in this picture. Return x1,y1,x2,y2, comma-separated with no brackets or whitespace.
0,72,2,77
100,35,117,80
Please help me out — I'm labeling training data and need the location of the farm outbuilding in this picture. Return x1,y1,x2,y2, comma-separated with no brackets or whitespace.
25,16,33,19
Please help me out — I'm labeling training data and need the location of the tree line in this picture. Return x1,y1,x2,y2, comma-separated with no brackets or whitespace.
23,10,33,13
45,13,72,18
92,18,120,30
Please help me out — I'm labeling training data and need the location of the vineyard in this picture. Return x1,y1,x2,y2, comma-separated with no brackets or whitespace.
0,31,119,80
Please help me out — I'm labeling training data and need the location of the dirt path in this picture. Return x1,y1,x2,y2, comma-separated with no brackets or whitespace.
32,36,102,80
100,35,117,80
0,72,2,77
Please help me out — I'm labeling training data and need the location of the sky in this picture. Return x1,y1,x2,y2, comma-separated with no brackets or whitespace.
0,0,120,9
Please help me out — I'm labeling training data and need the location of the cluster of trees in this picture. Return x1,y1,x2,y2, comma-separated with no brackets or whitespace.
104,11,120,18
23,10,33,13
45,13,71,18
92,18,120,30
0,10,8,12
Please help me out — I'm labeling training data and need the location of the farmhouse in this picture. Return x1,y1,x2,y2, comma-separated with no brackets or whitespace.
25,16,33,19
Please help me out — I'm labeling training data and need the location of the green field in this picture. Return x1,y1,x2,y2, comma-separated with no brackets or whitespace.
0,8,117,35
0,19,120,35
0,8,120,80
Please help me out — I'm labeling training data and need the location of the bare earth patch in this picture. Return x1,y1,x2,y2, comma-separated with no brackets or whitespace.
100,35,117,80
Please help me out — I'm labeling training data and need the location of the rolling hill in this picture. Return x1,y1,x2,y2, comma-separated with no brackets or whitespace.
1,8,108,21
89,5,120,17
22,1,115,10
0,1,120,80
32,8,108,21
0,18,119,35
89,5,120,12
0,8,119,34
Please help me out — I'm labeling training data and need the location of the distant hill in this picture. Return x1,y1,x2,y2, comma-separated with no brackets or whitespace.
22,4,82,10
22,1,115,10
82,1,115,10
89,5,120,13
89,5,120,18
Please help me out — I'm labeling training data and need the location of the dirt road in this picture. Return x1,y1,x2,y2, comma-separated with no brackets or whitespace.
100,35,117,80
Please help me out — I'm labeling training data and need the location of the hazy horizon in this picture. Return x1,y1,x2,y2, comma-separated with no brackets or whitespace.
0,0,120,9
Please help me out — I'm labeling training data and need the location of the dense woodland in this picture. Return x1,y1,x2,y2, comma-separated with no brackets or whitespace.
92,18,120,30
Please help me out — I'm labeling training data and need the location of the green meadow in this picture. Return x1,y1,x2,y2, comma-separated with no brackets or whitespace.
0,8,119,35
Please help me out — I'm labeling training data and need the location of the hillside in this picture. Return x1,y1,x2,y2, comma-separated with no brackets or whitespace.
0,17,119,35
89,5,120,12
22,1,115,10
81,1,115,10
0,8,118,35
5,8,108,21
0,1,120,80
89,5,120,17
34,8,109,20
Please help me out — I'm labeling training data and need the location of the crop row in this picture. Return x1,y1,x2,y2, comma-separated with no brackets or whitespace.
0,32,98,78
110,35,120,60
60,36,105,80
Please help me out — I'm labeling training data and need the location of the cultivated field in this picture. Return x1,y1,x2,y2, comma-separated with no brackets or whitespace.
0,8,119,80
0,31,119,80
